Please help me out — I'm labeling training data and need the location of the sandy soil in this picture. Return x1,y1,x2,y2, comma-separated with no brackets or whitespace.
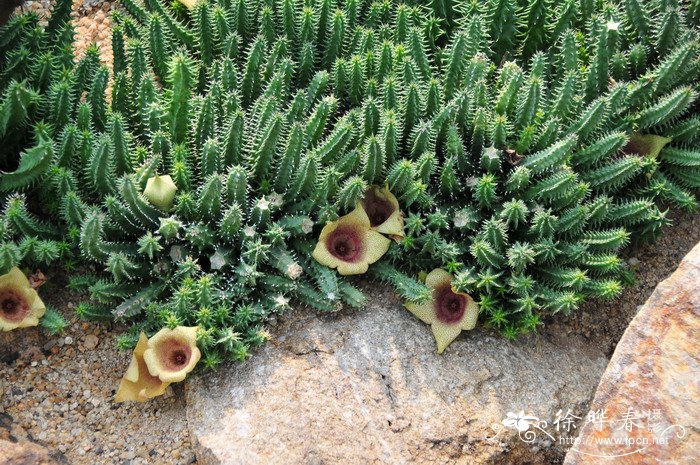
544,209,700,356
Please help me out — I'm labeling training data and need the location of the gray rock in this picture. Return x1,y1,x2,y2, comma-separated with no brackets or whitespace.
186,287,608,465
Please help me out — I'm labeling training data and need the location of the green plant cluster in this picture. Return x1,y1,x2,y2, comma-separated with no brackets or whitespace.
0,0,698,359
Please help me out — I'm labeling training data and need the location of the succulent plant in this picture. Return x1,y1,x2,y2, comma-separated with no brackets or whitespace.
0,0,698,361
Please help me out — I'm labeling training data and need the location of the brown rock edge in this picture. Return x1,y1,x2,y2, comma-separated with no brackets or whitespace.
0,439,59,465
564,242,700,465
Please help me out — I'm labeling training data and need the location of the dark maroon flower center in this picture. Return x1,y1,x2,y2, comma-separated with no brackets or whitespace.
0,289,29,323
361,189,395,227
622,138,650,156
435,286,467,324
327,227,363,262
159,339,192,371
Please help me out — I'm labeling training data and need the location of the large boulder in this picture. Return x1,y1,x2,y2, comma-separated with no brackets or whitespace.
564,242,700,465
186,286,608,465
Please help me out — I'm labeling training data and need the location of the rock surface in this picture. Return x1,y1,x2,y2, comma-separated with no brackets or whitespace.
0,439,60,465
564,242,700,465
187,286,608,465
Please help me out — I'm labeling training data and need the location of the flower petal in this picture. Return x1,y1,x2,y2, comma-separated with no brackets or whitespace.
312,239,342,269
404,301,437,325
336,260,370,276
115,333,170,402
431,321,463,354
30,292,46,319
0,267,31,288
123,354,140,383
341,205,372,230
0,318,18,332
460,296,480,330
361,230,391,265
373,209,405,239
425,268,453,290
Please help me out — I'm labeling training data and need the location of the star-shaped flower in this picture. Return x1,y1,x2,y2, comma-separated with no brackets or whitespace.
273,294,291,310
115,332,170,403
359,185,405,241
312,206,391,275
607,21,620,31
0,267,46,332
404,268,479,353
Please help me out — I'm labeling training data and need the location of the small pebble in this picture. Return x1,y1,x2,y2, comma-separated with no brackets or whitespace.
84,335,99,350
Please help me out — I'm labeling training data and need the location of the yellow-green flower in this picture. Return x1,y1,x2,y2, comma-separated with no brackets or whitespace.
178,0,197,9
404,269,479,354
312,206,391,275
143,326,201,383
624,133,672,158
143,174,177,211
359,185,405,240
0,267,46,332
115,332,170,403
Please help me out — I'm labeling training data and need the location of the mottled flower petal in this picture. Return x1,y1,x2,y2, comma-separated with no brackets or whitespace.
115,332,170,403
0,267,46,332
361,230,392,264
461,298,480,330
143,326,201,383
425,268,453,289
312,241,343,269
336,259,370,276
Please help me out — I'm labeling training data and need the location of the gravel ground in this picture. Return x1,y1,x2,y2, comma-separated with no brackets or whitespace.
1,3,187,464
22,0,115,86
0,285,195,465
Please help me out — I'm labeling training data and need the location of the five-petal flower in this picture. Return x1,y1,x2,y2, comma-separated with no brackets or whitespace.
404,268,479,353
0,267,46,332
312,206,391,275
115,332,171,403
142,326,201,383
360,185,405,240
